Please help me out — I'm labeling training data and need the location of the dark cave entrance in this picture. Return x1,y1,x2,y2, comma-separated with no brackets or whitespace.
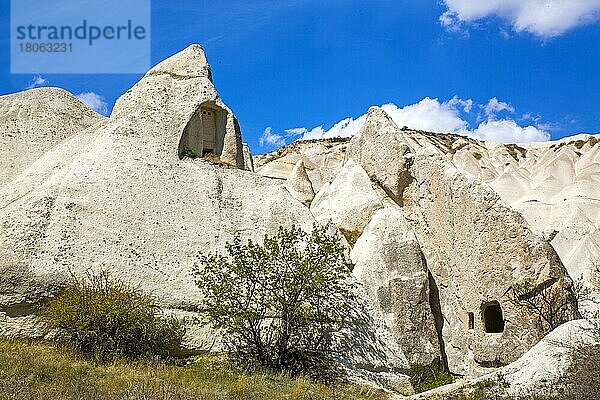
468,312,474,330
482,301,504,333
178,102,227,159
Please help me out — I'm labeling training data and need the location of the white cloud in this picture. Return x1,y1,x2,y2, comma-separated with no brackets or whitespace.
440,0,600,38
381,97,471,134
287,115,368,141
473,119,549,143
284,127,310,136
26,75,48,89
259,127,286,148
483,97,514,118
76,92,109,115
286,96,549,145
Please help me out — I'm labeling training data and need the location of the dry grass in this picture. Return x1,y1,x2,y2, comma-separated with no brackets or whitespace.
0,339,387,400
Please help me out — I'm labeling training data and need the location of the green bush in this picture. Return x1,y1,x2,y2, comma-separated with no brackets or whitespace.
404,364,453,393
182,146,198,158
40,271,184,361
195,225,355,382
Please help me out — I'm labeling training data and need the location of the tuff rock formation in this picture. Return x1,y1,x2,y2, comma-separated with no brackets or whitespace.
0,87,104,186
254,138,347,192
242,143,254,172
310,159,383,241
0,46,418,392
0,45,315,346
259,107,581,376
351,205,441,366
408,319,600,400
0,44,594,395
408,131,600,317
403,145,577,375
346,107,414,203
285,159,315,206
260,129,600,319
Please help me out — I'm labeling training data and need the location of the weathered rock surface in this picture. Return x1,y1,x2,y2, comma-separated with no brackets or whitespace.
1,44,596,395
403,145,578,375
258,133,600,318
0,47,420,394
285,160,315,206
315,107,579,376
0,45,314,350
310,159,382,241
242,143,254,171
351,206,440,366
254,138,347,192
408,319,600,399
346,107,413,203
444,134,600,317
112,44,244,168
288,107,580,376
0,87,104,187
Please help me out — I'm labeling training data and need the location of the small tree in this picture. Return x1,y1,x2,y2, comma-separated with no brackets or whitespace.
509,279,579,335
195,225,355,380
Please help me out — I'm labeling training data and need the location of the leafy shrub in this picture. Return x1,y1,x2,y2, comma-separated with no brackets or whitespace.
40,271,184,361
182,146,198,158
195,225,355,381
404,364,453,393
557,343,600,399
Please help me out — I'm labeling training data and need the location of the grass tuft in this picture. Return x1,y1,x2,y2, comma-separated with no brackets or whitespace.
0,339,386,400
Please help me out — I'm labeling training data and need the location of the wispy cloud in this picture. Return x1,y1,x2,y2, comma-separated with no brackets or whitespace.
259,127,286,148
76,92,109,115
26,75,49,89
440,0,600,39
483,97,514,119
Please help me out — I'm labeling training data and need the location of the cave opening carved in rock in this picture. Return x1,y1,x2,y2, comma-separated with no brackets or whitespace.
179,102,227,159
468,312,474,330
482,301,505,333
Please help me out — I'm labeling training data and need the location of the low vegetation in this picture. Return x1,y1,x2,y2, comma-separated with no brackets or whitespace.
0,263,384,400
558,342,600,399
0,339,385,400
403,363,453,393
39,271,184,361
181,145,198,158
195,225,355,382
338,227,362,247
508,280,578,335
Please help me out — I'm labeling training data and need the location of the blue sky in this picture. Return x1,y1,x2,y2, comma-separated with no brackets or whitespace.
1,0,600,153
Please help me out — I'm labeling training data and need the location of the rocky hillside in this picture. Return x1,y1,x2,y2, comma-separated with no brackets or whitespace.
0,45,593,396
256,130,600,317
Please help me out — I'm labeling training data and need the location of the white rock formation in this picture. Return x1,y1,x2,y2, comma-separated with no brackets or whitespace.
0,87,104,186
242,143,254,171
0,47,420,393
404,145,577,375
346,107,413,203
285,159,315,206
352,206,440,366
445,134,600,316
260,129,600,318
0,43,596,395
310,159,383,242
342,108,577,375
304,107,579,376
255,138,347,192
113,45,244,168
0,45,314,349
408,319,600,399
